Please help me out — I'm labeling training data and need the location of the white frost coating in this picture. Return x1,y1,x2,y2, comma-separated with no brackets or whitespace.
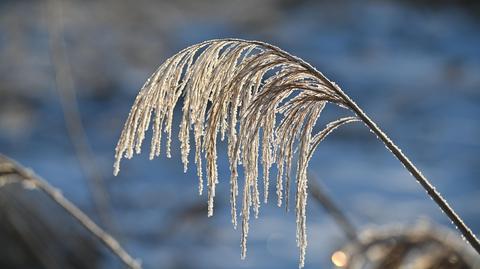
114,39,357,267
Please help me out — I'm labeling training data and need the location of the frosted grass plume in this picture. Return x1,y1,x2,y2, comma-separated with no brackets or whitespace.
114,38,480,267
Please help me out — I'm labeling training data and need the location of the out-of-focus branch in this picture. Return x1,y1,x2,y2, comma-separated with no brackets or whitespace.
45,0,116,232
308,172,358,242
0,154,142,269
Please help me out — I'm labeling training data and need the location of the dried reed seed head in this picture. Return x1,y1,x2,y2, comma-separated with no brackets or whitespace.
114,39,359,267
339,224,480,269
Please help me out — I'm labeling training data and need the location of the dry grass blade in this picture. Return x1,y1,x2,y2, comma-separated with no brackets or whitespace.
114,38,480,267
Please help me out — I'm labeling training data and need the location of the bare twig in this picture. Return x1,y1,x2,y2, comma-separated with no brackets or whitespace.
0,154,142,269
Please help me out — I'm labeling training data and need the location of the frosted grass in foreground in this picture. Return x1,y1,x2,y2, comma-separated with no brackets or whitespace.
114,39,480,267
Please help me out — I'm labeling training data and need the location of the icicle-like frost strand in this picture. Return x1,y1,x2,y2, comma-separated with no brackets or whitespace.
114,39,357,268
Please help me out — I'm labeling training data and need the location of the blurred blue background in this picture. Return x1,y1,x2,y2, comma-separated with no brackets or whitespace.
0,0,479,268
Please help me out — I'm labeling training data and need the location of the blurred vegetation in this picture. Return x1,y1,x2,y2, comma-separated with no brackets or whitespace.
0,0,479,268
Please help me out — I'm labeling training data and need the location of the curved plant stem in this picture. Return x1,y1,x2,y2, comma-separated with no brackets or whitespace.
258,37,480,253
0,155,142,269
252,36,480,253
332,87,480,254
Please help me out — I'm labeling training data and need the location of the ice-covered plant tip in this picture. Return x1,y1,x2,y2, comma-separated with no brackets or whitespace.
114,39,479,267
